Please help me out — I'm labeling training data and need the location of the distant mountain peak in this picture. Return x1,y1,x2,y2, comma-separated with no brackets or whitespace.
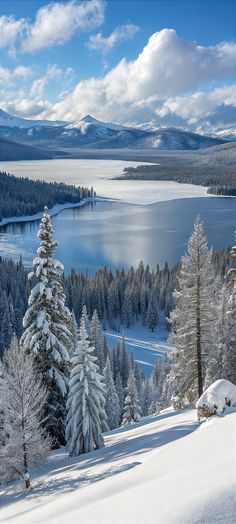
82,115,99,123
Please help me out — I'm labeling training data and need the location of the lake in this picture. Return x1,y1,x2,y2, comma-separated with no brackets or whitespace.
0,158,208,205
0,197,235,274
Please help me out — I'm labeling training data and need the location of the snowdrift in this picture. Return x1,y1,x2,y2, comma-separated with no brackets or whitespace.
1,407,236,523
197,379,236,419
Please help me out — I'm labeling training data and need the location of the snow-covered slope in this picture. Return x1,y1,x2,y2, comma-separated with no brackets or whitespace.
0,108,65,128
66,114,129,132
1,408,235,523
0,109,229,152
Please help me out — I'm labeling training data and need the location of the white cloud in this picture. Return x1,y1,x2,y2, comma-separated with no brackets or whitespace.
0,65,33,85
156,85,236,125
2,98,52,118
46,29,236,124
0,15,26,49
13,66,33,78
29,64,74,98
0,67,11,84
22,0,105,53
88,24,140,53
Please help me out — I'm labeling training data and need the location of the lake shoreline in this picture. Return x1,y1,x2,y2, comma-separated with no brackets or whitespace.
0,197,110,228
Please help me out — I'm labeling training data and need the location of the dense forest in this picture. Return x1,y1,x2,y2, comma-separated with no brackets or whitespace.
0,171,95,221
0,245,234,359
116,163,236,195
115,143,236,195
1,209,236,489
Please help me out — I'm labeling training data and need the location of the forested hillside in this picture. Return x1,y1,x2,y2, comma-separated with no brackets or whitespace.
0,171,94,221
0,245,233,359
117,142,236,195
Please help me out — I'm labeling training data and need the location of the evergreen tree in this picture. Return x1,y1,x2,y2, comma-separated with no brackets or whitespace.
146,291,159,332
115,372,125,423
222,234,236,383
103,356,120,430
169,217,216,402
0,337,50,488
90,310,104,372
66,319,108,456
20,206,73,446
205,283,229,386
122,368,141,425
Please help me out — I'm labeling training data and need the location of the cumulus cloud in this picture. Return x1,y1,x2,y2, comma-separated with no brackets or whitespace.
29,64,74,98
88,24,140,53
0,15,26,49
156,85,236,125
13,66,33,78
2,98,52,118
46,29,236,124
22,0,105,53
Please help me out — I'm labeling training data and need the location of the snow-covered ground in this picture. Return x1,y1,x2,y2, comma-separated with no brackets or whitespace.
0,159,209,205
104,320,172,374
1,408,235,523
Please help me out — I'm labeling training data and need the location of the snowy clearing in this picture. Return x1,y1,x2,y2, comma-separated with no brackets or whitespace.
1,408,235,523
104,321,172,374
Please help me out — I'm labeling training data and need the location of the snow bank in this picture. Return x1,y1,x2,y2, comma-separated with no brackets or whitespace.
1,408,236,523
196,379,236,417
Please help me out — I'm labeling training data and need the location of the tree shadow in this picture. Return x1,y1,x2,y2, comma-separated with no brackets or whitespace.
0,461,140,508
1,409,198,508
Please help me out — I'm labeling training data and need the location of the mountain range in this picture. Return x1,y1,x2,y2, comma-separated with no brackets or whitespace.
0,109,234,161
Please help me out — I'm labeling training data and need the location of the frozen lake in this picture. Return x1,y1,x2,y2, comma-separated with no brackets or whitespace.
0,158,208,205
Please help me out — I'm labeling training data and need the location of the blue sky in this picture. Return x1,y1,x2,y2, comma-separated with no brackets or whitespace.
0,0,235,131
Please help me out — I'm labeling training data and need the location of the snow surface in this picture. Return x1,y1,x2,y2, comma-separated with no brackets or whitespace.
0,159,209,206
197,379,236,414
104,320,172,375
1,408,235,523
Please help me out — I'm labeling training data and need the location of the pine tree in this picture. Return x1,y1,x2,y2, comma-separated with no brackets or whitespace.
205,284,229,386
222,234,236,383
103,356,120,430
81,304,90,335
169,217,216,402
66,319,108,456
20,206,73,446
122,368,141,425
115,372,125,423
146,291,158,332
90,310,104,372
0,337,51,488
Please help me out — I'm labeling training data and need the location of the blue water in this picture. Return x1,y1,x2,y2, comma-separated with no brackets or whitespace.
0,197,235,274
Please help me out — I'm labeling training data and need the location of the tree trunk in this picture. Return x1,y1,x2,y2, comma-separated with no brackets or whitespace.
196,268,203,398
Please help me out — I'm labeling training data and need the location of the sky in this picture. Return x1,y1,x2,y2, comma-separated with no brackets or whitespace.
0,0,235,131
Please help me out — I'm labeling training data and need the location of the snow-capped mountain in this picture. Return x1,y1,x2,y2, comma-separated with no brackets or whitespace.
66,114,129,132
0,108,66,129
0,108,232,157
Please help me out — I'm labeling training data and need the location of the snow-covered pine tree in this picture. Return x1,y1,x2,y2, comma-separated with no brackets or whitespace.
20,206,73,446
169,217,216,402
122,368,141,425
222,233,236,383
81,304,90,335
118,334,130,387
90,310,104,372
103,355,120,430
66,319,108,456
205,283,229,386
0,337,51,488
115,372,125,423
146,291,158,332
